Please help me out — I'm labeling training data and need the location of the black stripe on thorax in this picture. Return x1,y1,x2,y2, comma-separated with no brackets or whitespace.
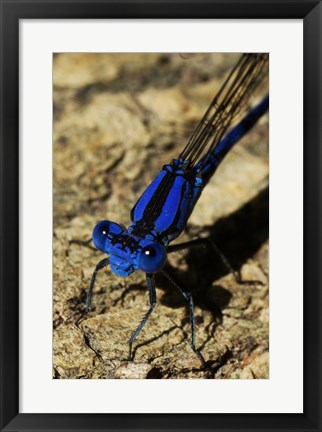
142,169,176,223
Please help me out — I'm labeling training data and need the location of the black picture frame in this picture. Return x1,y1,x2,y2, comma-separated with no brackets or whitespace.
0,1,321,431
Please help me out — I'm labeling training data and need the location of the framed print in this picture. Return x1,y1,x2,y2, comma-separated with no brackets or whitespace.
53,51,270,381
1,1,321,431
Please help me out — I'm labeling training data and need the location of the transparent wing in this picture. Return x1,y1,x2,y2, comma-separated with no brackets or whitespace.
179,53,269,168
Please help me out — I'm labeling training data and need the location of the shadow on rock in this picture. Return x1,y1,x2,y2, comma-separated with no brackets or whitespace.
156,185,269,319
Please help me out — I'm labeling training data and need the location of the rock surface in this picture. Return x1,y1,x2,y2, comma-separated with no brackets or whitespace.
53,53,269,379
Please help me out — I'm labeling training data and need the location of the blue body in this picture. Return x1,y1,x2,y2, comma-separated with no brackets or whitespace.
92,95,269,276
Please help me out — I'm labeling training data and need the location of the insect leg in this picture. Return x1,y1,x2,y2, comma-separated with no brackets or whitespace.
69,237,96,251
76,257,110,326
128,273,156,361
167,237,241,283
161,266,205,366
85,258,110,312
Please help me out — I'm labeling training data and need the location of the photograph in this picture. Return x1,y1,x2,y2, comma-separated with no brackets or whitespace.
53,52,269,379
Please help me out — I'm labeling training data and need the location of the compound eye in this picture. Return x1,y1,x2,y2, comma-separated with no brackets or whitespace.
99,224,110,236
138,243,166,273
92,220,123,253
